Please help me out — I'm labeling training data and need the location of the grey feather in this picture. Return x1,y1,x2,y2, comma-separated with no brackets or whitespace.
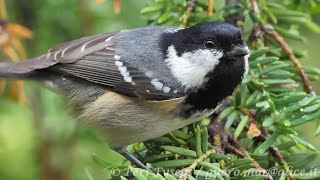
48,75,107,111
0,62,15,78
7,33,115,74
0,26,185,100
48,34,102,52
114,27,182,89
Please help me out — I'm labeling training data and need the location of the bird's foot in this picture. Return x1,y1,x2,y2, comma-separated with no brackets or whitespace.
116,147,152,172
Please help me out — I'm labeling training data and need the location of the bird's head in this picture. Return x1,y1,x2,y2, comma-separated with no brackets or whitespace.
161,22,250,91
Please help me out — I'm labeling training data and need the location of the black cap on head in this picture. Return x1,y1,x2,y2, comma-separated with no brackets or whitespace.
161,22,247,57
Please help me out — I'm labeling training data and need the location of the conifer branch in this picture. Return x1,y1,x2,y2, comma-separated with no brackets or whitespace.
240,107,295,179
256,134,296,180
247,1,309,178
250,0,316,95
263,25,316,95
225,144,247,158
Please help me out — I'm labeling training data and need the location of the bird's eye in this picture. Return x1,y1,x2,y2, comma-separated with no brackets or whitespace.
204,40,215,48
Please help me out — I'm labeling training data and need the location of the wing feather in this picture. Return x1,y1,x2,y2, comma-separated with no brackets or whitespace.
7,31,185,100
49,35,101,52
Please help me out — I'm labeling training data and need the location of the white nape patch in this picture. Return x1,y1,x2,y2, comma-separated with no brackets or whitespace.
243,46,250,78
165,45,223,89
163,86,171,93
114,55,121,60
151,79,164,91
115,59,134,84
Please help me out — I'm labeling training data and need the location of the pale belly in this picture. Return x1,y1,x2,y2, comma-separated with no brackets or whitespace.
78,92,215,148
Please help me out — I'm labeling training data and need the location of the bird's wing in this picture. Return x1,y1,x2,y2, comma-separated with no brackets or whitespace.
9,33,115,73
8,32,184,100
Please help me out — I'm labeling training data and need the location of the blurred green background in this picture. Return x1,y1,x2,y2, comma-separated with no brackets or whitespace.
0,0,319,180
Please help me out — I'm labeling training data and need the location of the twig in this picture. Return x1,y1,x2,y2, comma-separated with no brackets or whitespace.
0,0,7,19
249,24,263,42
250,0,259,14
208,0,214,16
227,134,243,148
226,144,247,158
187,0,197,12
179,148,216,180
180,0,197,27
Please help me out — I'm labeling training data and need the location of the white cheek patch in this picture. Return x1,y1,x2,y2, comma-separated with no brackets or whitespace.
165,45,223,89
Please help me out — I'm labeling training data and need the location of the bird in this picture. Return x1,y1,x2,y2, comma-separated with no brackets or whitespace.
0,22,249,169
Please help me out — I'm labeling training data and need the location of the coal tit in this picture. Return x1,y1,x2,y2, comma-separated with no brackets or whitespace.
0,22,249,149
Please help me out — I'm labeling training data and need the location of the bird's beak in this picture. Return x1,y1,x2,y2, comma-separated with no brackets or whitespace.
226,46,250,59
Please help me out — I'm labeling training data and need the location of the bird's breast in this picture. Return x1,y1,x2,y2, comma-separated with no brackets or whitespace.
79,91,212,148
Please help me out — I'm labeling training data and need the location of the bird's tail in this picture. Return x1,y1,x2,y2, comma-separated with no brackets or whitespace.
0,61,45,80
